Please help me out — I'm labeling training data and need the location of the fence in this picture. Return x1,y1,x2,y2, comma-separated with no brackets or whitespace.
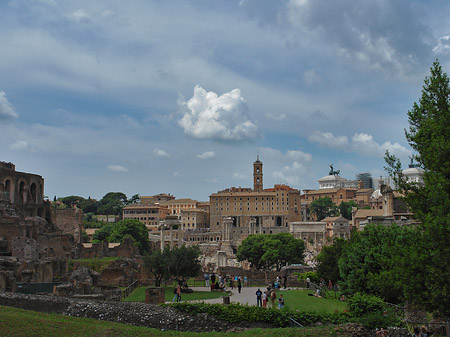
122,280,138,299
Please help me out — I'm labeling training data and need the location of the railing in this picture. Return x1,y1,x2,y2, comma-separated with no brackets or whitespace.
122,279,138,299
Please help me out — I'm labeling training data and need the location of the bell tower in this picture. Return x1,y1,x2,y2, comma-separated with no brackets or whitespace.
253,155,263,192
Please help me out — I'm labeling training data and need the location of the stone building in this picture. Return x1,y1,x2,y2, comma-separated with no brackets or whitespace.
209,156,302,252
122,203,170,231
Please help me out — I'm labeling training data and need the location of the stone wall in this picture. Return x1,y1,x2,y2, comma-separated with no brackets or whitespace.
51,208,83,244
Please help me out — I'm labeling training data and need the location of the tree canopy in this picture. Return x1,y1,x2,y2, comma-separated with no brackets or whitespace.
143,245,202,286
339,200,358,220
309,197,339,221
236,233,305,271
385,60,450,317
315,237,347,283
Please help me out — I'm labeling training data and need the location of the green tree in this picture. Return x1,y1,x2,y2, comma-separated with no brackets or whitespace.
309,197,339,221
237,233,305,271
339,200,358,220
167,245,202,282
97,192,128,215
92,223,114,242
385,60,450,317
315,237,347,283
143,247,171,286
338,224,416,304
108,219,150,254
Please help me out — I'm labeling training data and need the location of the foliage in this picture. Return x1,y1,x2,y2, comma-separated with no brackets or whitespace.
315,238,347,283
143,248,171,287
92,223,114,243
96,192,128,215
236,233,305,271
338,224,417,304
309,197,339,221
384,60,450,317
338,200,358,220
108,219,150,254
166,302,351,328
296,271,319,283
167,245,202,282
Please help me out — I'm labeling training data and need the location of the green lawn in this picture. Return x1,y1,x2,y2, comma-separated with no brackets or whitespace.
278,289,347,313
123,286,229,302
0,305,339,337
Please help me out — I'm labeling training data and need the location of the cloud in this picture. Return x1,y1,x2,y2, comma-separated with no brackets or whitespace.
273,161,308,186
309,130,411,158
69,9,91,22
10,140,30,151
304,69,321,86
308,131,349,149
0,91,18,121
197,151,216,159
154,149,170,158
287,150,312,162
266,112,286,121
233,173,246,180
179,85,258,141
433,35,450,54
107,165,129,172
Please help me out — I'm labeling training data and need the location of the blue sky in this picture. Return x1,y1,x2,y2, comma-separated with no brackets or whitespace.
1,0,450,201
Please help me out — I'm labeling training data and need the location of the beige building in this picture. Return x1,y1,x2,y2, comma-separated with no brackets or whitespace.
159,198,198,216
181,208,209,230
209,156,302,250
122,203,170,231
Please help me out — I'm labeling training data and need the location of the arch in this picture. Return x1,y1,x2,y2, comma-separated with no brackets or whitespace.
4,179,11,201
19,181,26,204
30,183,37,204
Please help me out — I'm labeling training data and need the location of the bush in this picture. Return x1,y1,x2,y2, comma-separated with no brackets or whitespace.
296,271,319,283
347,293,386,317
165,302,351,327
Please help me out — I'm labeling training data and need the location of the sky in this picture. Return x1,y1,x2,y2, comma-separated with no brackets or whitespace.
2,0,450,202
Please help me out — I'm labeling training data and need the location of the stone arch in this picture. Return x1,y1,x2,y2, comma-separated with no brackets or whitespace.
276,216,282,227
30,183,37,204
4,179,11,201
19,181,26,204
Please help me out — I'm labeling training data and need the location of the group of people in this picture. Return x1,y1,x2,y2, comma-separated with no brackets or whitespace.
206,273,247,293
255,288,284,309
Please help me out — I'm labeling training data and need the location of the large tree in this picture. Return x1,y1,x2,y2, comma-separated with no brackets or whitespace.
108,219,150,254
309,197,339,221
338,224,416,304
237,233,305,271
385,60,450,318
143,248,171,286
315,237,347,283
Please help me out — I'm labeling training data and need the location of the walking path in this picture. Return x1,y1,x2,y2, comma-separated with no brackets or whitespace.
188,286,294,306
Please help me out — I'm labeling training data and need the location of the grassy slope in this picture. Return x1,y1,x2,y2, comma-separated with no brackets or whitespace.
281,289,347,313
0,305,339,337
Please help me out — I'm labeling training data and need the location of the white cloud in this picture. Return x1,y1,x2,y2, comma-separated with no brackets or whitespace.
308,131,349,149
309,130,411,158
304,69,321,86
197,151,216,159
69,9,90,22
0,91,18,121
233,173,246,180
107,165,128,172
154,149,170,158
433,35,450,54
287,150,312,162
179,85,258,141
10,140,30,151
273,161,308,186
266,112,286,121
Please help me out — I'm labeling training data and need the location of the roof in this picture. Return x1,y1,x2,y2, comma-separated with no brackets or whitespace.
322,216,348,222
354,208,385,218
159,198,198,204
85,228,98,235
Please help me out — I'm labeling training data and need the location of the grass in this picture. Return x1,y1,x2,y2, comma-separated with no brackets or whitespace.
0,305,340,337
123,286,229,302
68,257,120,273
280,289,347,313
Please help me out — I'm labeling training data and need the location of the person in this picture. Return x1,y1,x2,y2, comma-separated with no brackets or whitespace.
172,284,181,302
314,288,322,298
237,277,242,293
244,275,248,286
283,274,287,289
306,276,310,289
256,288,263,307
270,291,276,308
210,272,216,285
204,273,209,287
328,279,333,289
172,286,178,302
339,294,346,301
278,294,284,309
262,292,267,308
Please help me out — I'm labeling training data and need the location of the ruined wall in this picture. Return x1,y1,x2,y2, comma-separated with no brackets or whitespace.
51,208,83,244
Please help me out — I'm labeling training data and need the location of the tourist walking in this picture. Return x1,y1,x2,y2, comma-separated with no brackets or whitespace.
270,291,276,308
237,277,242,293
204,273,209,287
278,294,284,309
256,288,263,307
210,272,216,285
262,292,267,308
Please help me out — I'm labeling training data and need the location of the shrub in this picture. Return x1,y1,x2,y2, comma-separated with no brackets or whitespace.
296,271,319,283
347,293,386,317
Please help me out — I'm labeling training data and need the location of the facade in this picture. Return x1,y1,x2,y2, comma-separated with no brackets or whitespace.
356,172,373,189
122,203,170,231
209,157,302,250
181,208,209,229
158,198,198,216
